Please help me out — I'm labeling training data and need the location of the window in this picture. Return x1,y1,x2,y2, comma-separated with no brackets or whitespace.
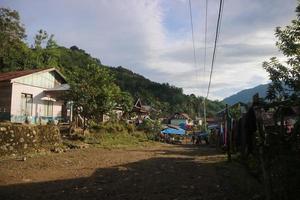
21,93,33,116
44,101,53,117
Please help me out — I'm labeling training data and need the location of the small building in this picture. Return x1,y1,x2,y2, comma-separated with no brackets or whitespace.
132,99,150,122
0,68,70,124
170,113,193,126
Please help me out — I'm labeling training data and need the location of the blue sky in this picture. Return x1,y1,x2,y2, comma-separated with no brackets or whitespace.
1,0,297,99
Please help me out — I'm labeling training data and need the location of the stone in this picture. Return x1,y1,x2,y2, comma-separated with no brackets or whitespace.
51,147,63,153
0,145,7,151
10,130,14,134
0,127,7,132
19,138,25,143
26,134,30,137
8,146,14,151
24,144,28,149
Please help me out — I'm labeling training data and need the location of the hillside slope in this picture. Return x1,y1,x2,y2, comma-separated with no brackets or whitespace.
223,84,269,105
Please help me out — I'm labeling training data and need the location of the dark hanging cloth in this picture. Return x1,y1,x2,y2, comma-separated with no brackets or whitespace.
236,118,242,148
245,106,257,154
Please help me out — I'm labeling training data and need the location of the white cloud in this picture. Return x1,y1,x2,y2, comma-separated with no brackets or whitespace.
2,0,298,100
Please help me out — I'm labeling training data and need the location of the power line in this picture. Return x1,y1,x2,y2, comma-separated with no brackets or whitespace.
203,0,208,86
188,0,198,84
203,0,224,130
188,0,201,118
206,0,224,99
203,0,208,129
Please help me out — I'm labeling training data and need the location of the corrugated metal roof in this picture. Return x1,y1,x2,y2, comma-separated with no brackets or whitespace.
0,68,47,82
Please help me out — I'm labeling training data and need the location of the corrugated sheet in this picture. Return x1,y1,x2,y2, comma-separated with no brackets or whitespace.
0,69,46,82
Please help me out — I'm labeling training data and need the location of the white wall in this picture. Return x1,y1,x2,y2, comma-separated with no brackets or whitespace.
10,82,62,123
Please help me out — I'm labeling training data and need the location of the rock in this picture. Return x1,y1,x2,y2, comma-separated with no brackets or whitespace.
19,138,25,143
8,146,14,151
24,143,28,149
0,145,7,151
51,147,63,153
118,166,128,171
17,156,27,161
0,127,7,132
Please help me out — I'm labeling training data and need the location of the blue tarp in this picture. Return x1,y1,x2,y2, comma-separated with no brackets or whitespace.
161,128,185,135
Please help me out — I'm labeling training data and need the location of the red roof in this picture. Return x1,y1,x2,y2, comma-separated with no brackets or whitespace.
0,68,51,82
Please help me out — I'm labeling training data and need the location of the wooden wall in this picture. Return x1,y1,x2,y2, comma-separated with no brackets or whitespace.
0,81,12,120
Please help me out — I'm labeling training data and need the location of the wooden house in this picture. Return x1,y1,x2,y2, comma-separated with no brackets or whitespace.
170,113,193,126
0,68,70,124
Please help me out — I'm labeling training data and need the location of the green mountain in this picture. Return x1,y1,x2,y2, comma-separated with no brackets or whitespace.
110,66,225,118
223,84,269,105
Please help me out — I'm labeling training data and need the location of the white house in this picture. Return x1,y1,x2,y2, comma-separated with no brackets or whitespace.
170,113,193,126
0,68,70,124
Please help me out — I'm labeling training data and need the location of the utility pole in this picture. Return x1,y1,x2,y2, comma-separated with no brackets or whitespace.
203,98,207,131
225,104,231,162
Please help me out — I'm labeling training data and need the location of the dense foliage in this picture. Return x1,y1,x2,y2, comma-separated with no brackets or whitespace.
263,3,300,102
0,7,224,119
111,66,224,117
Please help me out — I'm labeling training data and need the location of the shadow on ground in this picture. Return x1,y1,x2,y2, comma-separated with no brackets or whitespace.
0,145,263,200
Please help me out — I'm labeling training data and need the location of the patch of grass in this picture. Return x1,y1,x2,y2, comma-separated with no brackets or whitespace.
84,131,156,148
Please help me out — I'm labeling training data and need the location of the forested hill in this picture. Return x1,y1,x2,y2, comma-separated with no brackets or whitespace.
222,84,269,105
0,8,224,118
109,66,225,117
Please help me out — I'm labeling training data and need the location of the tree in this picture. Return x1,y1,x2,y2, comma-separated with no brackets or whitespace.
67,64,122,131
34,29,48,49
46,34,58,49
263,3,300,102
0,8,30,72
0,8,26,41
116,91,133,119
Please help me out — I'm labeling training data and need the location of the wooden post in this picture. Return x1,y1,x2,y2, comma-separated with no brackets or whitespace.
254,95,271,200
226,104,231,162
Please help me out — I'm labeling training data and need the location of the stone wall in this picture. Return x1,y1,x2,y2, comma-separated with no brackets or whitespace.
0,123,61,156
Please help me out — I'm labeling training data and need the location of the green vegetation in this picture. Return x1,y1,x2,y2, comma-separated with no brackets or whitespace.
263,3,300,102
65,122,155,149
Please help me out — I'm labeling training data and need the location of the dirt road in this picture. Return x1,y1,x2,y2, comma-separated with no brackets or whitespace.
0,143,262,200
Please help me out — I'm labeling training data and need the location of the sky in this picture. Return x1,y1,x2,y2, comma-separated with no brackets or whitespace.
1,0,298,100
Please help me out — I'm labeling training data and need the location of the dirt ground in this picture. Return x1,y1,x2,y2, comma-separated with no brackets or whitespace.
0,143,263,200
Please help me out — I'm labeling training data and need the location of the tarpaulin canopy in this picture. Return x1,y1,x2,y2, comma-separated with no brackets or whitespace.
161,128,185,135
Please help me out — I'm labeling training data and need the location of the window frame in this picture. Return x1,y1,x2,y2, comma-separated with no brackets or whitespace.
21,93,33,116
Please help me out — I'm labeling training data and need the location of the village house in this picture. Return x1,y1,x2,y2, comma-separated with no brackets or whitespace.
132,98,158,124
170,113,193,126
0,68,70,124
